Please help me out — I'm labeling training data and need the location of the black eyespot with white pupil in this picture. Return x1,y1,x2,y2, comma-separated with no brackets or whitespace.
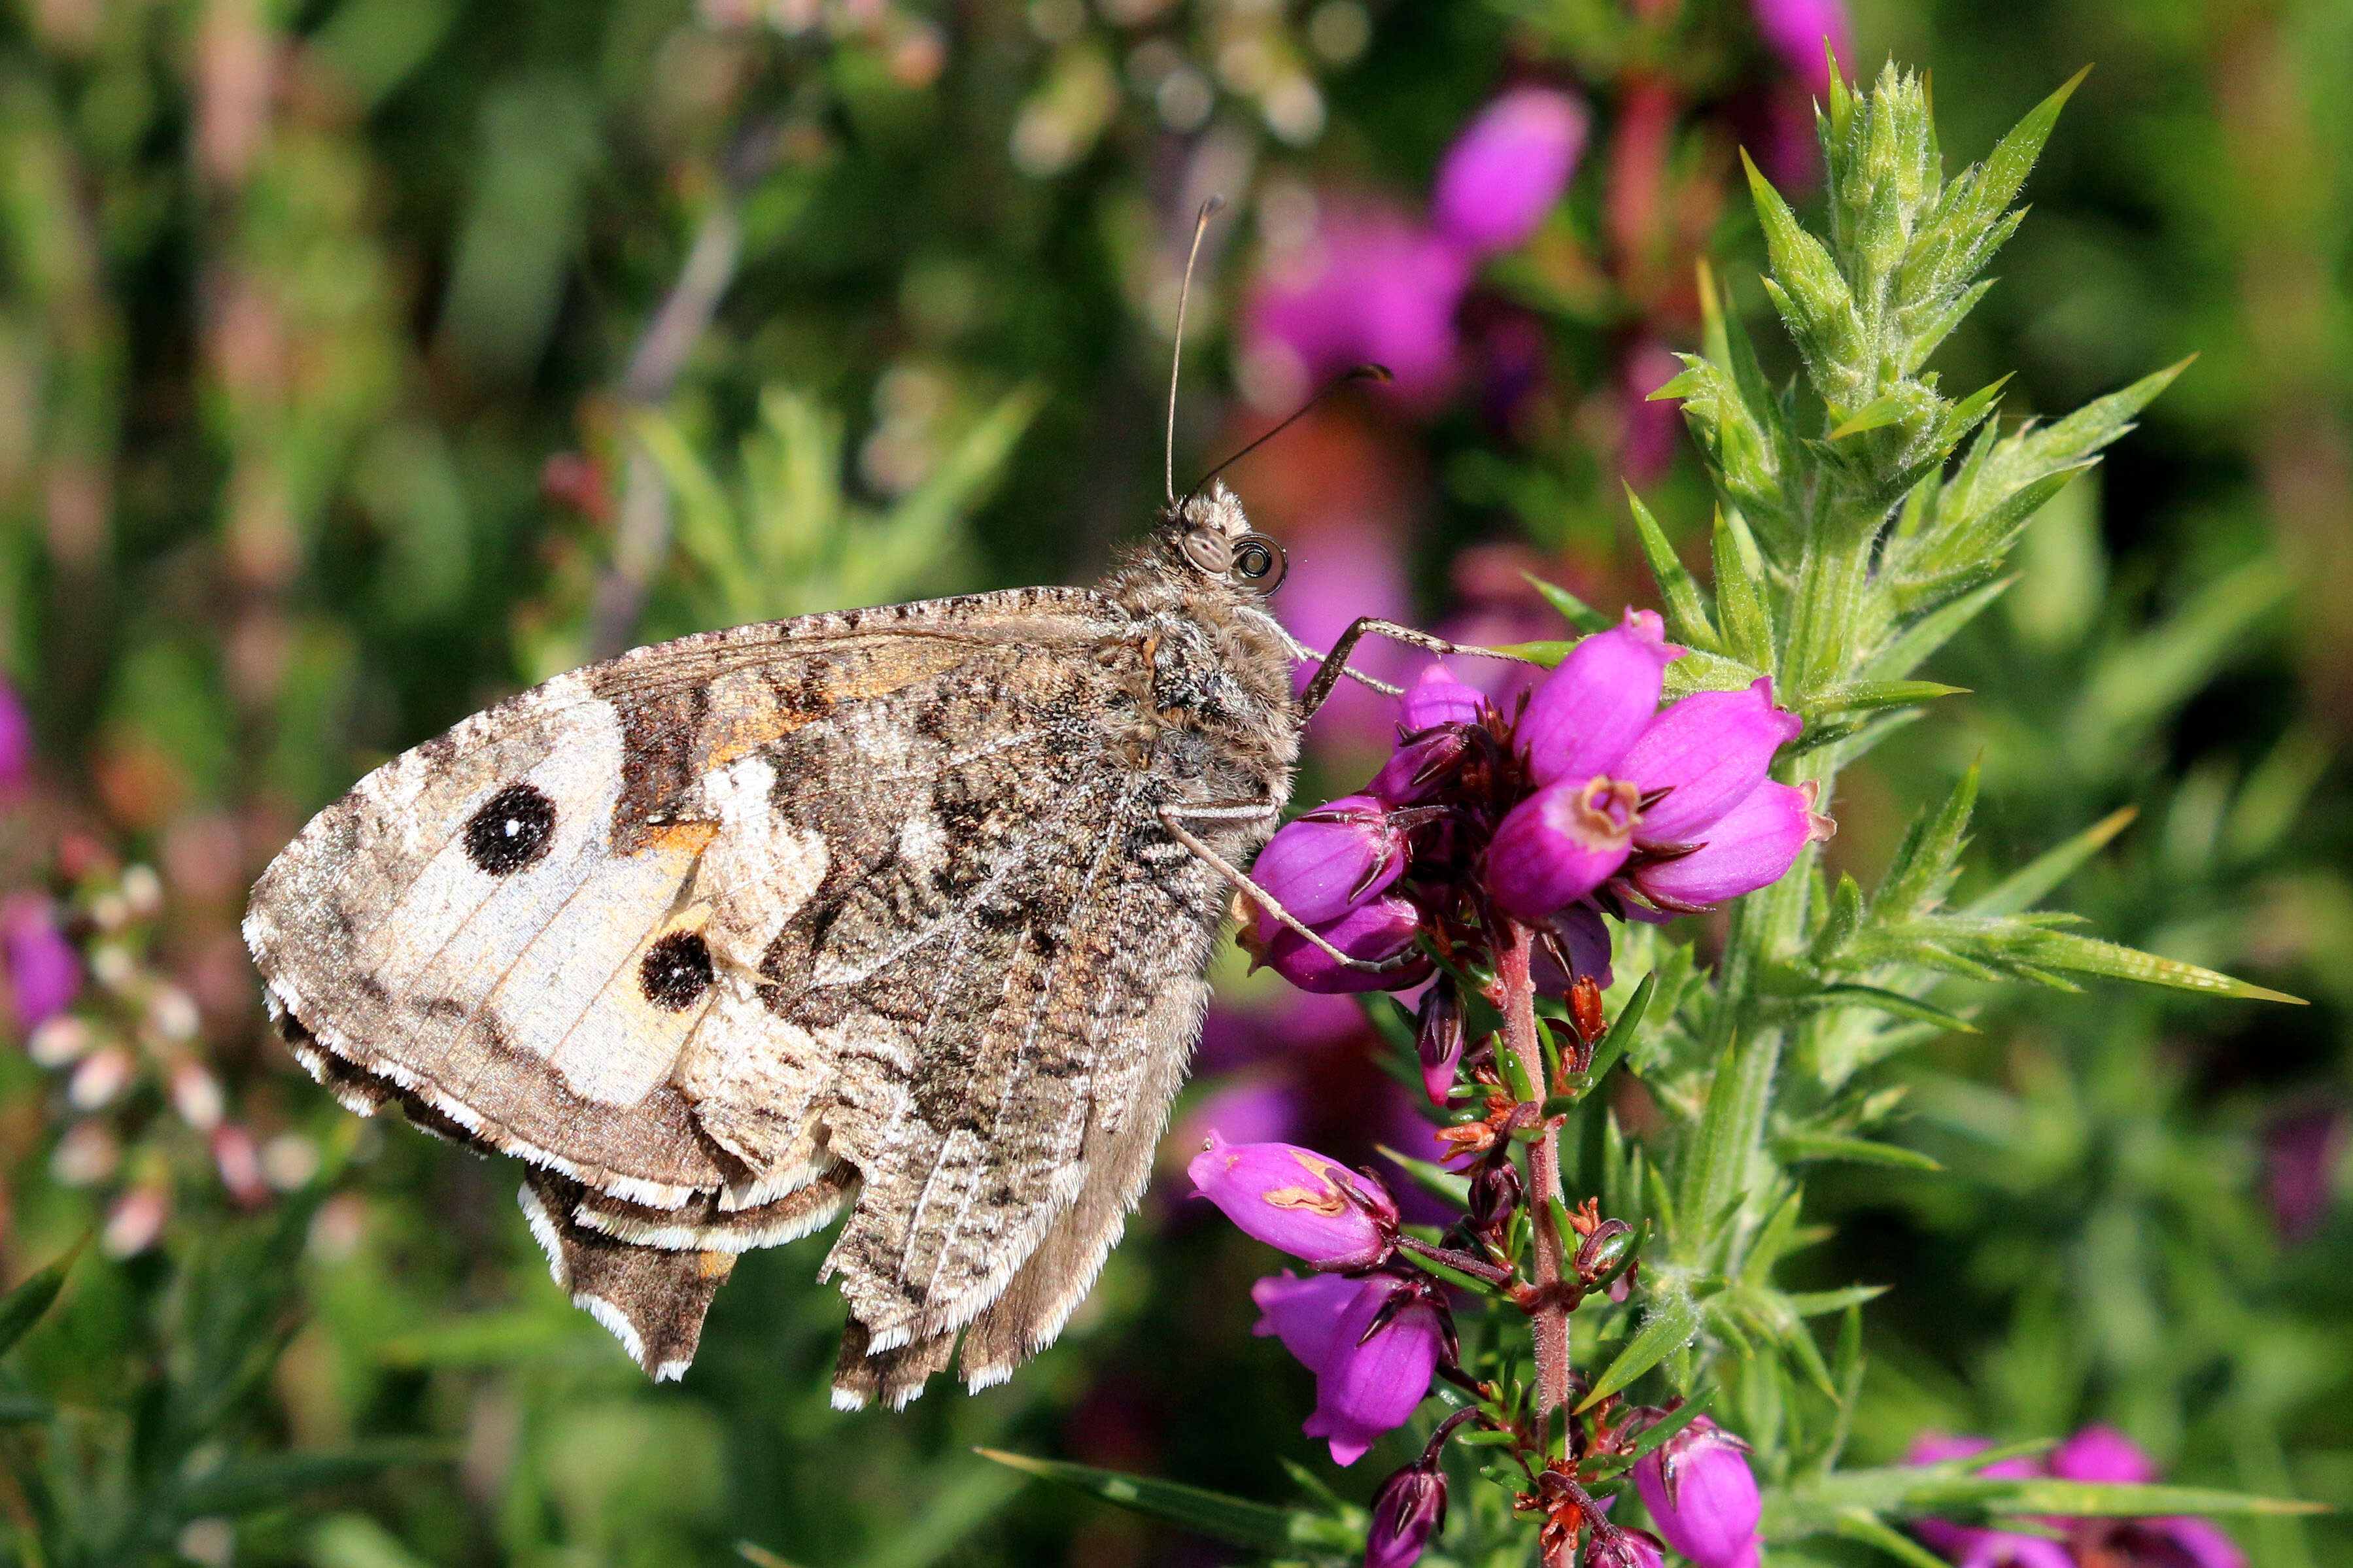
640,930,713,1012
1231,534,1286,590
463,783,557,875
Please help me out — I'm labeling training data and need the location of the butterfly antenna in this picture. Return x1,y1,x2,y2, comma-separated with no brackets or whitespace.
1180,363,1393,507
1166,196,1224,507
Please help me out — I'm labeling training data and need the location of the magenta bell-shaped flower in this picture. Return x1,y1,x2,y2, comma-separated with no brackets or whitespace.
1617,678,1802,842
1252,1271,1443,1466
1364,1454,1448,1568
1432,87,1589,257
1252,795,1409,926
1487,775,1640,920
1632,779,1830,909
1517,609,1685,787
1633,1416,1763,1568
1258,893,1432,995
1189,1133,1398,1270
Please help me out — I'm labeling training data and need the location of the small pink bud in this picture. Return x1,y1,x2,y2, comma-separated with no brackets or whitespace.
1399,664,1483,731
1365,1456,1449,1568
1260,895,1432,995
1413,978,1464,1104
1189,1134,1398,1270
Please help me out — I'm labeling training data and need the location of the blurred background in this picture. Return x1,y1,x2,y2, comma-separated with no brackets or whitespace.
0,0,2344,1563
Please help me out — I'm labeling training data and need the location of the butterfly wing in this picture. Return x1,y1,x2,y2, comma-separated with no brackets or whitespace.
247,586,1269,1396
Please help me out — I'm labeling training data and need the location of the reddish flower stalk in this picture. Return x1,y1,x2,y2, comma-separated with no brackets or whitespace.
1494,919,1573,1414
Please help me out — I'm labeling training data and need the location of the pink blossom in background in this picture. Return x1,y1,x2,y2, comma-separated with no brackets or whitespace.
2264,1102,2345,1240
1906,1428,2248,1568
0,680,30,791
3,895,80,1032
1432,87,1589,257
1751,0,1851,97
1244,201,1471,409
1277,515,1415,750
1620,337,1688,482
1904,1435,2072,1568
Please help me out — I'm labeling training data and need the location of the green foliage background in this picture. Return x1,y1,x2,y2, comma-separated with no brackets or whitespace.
0,0,2343,1563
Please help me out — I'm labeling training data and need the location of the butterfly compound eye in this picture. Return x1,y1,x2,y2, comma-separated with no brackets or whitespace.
1231,534,1286,592
1180,529,1231,575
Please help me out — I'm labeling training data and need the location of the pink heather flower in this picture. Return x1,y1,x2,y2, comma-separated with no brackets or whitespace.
1618,679,1804,842
2264,1103,2345,1241
1188,1133,1398,1269
1904,1435,2072,1568
1634,1417,1763,1568
1498,639,1829,920
1517,609,1686,785
3,895,80,1032
1258,893,1432,995
1432,87,1589,257
2047,1427,2246,1568
0,680,30,791
1487,775,1641,919
1252,1271,1442,1465
1751,0,1851,97
1244,201,1471,407
1633,779,1828,910
1252,796,1409,926
1364,1456,1448,1568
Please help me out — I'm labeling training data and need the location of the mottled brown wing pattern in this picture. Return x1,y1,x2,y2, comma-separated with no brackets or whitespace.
245,586,1277,1401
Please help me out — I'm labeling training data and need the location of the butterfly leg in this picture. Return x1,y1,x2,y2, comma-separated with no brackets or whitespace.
1297,617,1539,719
1157,802,1420,975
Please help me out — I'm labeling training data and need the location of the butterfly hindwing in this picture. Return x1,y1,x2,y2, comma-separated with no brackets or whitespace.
246,585,1272,1398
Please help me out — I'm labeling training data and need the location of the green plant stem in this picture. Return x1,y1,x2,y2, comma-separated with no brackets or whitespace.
1494,921,1572,1414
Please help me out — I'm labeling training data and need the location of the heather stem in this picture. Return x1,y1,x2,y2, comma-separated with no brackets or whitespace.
1495,919,1572,1415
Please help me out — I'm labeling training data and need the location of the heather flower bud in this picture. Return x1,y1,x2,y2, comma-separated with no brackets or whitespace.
1414,977,1466,1104
1573,1217,1634,1282
1633,1417,1762,1568
1252,795,1409,926
1260,895,1432,995
1467,1153,1522,1244
1587,1527,1666,1568
1371,726,1471,806
1365,1456,1449,1568
1399,663,1483,730
1189,1133,1398,1269
1487,776,1640,920
1516,609,1683,786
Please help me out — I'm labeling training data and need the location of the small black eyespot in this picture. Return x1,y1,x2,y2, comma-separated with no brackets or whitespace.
639,929,714,1012
464,783,557,875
